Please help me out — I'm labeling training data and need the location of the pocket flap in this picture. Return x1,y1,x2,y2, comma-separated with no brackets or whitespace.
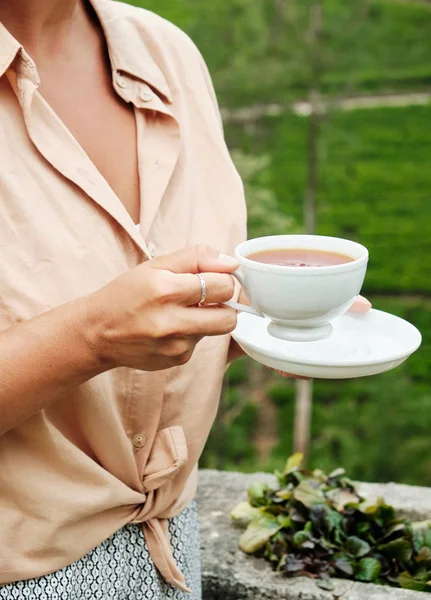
142,425,188,492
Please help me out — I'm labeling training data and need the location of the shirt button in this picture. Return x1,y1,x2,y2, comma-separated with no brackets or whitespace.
147,242,156,258
116,74,128,89
132,433,147,449
139,88,153,102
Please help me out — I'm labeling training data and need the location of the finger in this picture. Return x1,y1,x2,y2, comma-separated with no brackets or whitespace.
348,295,372,313
179,273,235,306
147,245,239,275
147,348,196,371
269,368,310,380
177,305,238,337
159,335,203,358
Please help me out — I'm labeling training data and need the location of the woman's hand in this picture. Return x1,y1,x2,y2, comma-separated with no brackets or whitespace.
88,245,239,371
0,244,239,436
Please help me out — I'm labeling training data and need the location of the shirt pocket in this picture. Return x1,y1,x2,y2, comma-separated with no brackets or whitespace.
141,425,188,492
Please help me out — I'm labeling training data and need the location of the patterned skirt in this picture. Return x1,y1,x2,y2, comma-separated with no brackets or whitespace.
0,502,201,600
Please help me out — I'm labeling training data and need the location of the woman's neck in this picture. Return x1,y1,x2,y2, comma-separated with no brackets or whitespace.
0,0,87,61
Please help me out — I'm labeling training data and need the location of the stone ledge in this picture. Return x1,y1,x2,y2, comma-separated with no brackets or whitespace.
196,469,431,600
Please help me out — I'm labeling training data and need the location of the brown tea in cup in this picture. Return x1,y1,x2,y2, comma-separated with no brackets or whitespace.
247,248,354,268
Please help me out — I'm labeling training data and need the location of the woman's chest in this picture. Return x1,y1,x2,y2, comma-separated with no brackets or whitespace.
38,63,141,227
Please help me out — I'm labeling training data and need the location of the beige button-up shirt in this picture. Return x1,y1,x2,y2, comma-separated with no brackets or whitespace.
0,0,246,592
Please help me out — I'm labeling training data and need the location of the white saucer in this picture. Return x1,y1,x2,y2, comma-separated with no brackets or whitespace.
231,309,422,379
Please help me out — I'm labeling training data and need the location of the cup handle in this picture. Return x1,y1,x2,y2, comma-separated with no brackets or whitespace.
223,267,264,318
232,266,245,287
223,300,264,318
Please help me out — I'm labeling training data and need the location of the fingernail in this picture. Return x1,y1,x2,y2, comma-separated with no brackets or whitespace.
218,253,239,266
349,295,372,313
357,295,372,307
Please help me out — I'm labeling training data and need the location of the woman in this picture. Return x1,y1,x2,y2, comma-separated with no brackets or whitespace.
0,1,370,598
0,0,244,597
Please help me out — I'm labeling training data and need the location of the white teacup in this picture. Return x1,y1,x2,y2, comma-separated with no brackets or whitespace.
226,234,368,342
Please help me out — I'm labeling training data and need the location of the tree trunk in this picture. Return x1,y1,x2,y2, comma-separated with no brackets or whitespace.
304,88,320,235
294,379,313,458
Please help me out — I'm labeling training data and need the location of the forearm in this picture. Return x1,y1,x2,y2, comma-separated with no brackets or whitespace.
0,296,105,436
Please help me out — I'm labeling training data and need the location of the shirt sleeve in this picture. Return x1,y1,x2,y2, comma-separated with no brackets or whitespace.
197,52,224,136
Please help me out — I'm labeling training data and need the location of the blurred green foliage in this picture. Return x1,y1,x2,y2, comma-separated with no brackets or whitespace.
121,0,431,484
122,0,431,106
230,150,299,239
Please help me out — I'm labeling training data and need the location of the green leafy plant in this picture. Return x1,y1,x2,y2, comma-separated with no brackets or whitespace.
231,454,431,592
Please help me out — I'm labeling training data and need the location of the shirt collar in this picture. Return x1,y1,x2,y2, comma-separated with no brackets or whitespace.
0,1,173,103
0,22,21,78
91,0,173,103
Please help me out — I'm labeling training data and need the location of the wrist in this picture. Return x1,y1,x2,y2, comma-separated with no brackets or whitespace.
75,293,116,373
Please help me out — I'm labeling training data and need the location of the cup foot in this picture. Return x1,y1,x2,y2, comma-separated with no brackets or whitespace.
267,322,333,342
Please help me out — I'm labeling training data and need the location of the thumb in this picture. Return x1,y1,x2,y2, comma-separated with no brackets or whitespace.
147,244,239,274
348,295,372,313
